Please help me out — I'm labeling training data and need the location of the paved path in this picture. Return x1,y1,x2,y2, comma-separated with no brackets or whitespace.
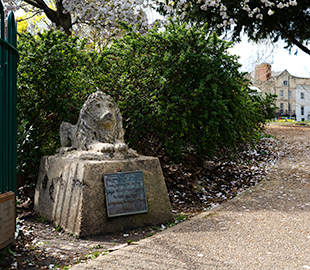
71,126,310,269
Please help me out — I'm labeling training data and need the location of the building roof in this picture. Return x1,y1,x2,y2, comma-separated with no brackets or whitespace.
271,71,283,77
271,69,310,79
271,69,293,77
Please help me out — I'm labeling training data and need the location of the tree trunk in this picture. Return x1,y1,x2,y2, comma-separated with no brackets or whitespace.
24,0,72,35
55,0,72,35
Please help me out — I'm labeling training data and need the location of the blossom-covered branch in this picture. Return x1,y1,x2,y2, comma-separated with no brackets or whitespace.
156,0,310,56
3,0,152,36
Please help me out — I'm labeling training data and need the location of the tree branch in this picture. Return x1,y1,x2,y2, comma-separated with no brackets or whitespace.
23,0,58,24
274,22,310,55
23,0,45,9
16,10,44,22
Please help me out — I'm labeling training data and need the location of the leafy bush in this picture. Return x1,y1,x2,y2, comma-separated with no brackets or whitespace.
17,24,276,179
17,30,96,177
98,21,276,160
249,91,277,121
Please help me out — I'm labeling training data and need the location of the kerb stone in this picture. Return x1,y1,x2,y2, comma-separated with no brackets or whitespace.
34,155,173,237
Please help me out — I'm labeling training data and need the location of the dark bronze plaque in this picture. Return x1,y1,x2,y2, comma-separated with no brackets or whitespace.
103,171,148,217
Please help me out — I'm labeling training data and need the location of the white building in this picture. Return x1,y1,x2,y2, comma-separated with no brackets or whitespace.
251,63,310,121
296,85,310,121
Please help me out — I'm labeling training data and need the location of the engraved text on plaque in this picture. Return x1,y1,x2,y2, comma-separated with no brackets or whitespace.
103,171,148,217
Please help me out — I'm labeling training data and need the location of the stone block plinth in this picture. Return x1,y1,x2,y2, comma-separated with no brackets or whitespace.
34,155,173,237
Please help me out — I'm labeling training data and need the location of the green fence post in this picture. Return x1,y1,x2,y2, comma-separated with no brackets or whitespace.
0,1,18,195
7,11,17,196
0,0,5,193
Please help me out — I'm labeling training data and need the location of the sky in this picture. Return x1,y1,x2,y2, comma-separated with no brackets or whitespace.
229,37,310,78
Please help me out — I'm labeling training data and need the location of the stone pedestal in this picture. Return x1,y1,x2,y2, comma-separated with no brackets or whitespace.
34,155,173,237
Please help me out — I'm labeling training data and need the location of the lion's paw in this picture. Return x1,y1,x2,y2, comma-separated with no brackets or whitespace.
88,142,114,153
114,142,128,153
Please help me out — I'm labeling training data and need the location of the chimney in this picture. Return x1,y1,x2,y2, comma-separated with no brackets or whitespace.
254,63,271,81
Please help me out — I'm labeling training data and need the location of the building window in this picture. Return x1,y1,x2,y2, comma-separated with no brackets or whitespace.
280,103,284,114
288,90,292,99
301,106,304,115
288,103,291,113
280,90,284,98
301,92,305,99
283,80,289,86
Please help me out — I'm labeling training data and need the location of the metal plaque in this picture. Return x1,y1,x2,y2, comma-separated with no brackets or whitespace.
103,171,148,217
0,192,15,250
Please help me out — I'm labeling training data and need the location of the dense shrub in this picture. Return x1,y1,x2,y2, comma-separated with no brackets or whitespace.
17,23,276,179
99,21,276,160
17,30,96,177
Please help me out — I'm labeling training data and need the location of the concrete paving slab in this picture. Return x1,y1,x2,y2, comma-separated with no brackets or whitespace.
70,125,310,269
70,159,310,269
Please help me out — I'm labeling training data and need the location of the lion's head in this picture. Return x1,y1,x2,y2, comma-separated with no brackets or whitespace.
75,92,125,150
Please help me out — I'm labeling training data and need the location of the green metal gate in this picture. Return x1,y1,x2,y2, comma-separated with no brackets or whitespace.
0,1,17,195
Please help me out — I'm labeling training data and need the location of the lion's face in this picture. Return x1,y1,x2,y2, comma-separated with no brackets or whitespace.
89,98,116,128
75,91,124,146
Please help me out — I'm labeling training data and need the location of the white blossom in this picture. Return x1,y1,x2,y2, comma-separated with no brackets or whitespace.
209,1,217,7
229,18,235,24
174,0,298,29
3,0,153,38
200,3,209,10
290,0,297,6
220,4,226,11
253,7,260,13
3,0,300,35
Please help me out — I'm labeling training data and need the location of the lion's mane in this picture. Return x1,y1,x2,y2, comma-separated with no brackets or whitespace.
60,91,125,151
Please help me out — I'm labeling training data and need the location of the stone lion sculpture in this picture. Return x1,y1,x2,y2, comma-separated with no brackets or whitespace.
59,91,129,156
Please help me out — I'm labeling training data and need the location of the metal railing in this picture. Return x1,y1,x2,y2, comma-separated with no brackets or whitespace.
0,0,17,195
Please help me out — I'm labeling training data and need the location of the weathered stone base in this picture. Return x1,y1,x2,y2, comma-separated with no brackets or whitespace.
34,155,173,237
